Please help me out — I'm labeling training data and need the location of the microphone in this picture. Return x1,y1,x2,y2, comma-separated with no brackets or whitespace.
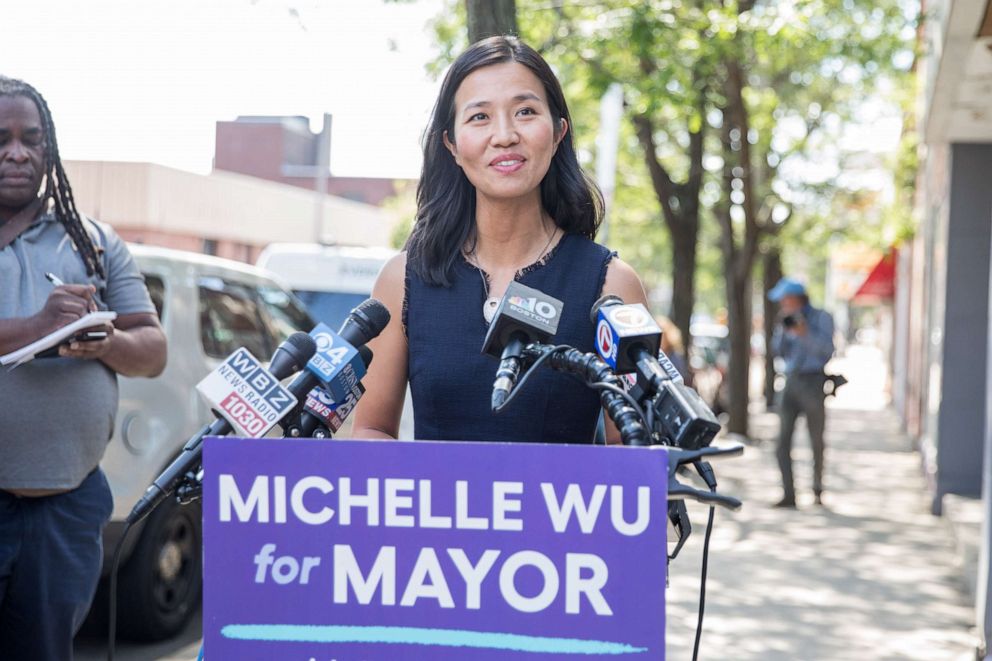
339,298,392,348
299,383,367,438
591,295,664,379
127,332,317,525
481,282,563,411
302,299,391,402
292,345,373,438
592,296,719,449
282,300,389,435
592,295,685,392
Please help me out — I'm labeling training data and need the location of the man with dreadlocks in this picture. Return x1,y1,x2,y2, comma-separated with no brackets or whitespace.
0,76,167,659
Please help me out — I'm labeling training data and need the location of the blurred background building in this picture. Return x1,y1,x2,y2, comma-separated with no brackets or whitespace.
907,0,992,653
62,113,413,264
213,114,415,206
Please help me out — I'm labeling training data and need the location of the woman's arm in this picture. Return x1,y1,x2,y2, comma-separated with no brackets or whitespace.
351,253,409,440
600,258,649,446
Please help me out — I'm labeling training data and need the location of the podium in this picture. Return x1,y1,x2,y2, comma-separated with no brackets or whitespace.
202,438,668,660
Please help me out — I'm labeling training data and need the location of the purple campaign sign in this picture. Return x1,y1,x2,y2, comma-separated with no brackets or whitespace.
203,438,668,660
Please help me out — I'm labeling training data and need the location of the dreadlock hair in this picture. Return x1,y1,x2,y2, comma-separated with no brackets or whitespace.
0,76,105,278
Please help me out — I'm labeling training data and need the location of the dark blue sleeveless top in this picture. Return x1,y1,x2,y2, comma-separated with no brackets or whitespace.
405,233,614,444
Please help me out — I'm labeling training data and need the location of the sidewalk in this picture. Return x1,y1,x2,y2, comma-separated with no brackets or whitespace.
664,345,977,660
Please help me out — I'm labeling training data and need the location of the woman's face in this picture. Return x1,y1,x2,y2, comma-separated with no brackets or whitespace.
443,62,566,205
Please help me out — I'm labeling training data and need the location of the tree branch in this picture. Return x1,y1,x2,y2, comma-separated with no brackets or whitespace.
632,114,679,231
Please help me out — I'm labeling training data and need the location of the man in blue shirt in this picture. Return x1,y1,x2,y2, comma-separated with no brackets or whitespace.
769,278,835,508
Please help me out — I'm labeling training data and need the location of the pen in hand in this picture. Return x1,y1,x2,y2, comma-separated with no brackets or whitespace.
44,272,102,312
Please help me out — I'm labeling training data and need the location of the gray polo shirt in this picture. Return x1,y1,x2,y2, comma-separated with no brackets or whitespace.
0,213,155,489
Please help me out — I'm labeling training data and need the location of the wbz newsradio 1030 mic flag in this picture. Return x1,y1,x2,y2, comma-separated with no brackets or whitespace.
196,348,300,438
128,332,317,525
202,439,669,660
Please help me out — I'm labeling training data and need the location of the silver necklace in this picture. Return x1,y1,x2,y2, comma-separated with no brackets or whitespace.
469,228,558,324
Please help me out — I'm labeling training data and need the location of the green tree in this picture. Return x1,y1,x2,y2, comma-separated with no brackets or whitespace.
427,1,716,358
704,0,913,433
547,3,718,361
424,0,914,436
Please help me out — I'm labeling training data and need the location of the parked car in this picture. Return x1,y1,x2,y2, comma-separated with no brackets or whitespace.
689,322,730,416
87,245,315,641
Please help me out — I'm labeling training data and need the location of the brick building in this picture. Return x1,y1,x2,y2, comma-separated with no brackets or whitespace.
214,114,415,206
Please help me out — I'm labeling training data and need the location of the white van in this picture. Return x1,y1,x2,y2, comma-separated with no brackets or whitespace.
256,243,414,440
90,245,315,641
256,243,395,329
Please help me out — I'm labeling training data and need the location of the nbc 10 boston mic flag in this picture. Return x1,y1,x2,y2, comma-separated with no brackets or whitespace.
202,438,668,660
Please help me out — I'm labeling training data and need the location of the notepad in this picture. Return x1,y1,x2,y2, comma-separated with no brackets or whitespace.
1,311,118,367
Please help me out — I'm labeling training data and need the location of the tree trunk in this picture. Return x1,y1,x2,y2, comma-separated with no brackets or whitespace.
717,59,761,437
466,0,517,42
762,247,782,406
725,266,753,435
631,112,704,363
670,220,698,366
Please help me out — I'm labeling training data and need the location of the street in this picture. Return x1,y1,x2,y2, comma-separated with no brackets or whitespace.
74,612,201,661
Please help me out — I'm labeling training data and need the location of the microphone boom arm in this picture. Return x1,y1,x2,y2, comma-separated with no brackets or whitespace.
521,343,650,446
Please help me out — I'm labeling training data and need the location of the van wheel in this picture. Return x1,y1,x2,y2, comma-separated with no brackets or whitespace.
116,497,202,641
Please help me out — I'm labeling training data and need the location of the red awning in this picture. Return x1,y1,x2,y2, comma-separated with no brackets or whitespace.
852,248,897,301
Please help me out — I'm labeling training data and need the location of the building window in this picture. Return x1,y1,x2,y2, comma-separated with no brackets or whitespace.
202,238,218,256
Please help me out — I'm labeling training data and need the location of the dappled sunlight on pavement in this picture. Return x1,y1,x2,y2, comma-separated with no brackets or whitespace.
664,344,975,660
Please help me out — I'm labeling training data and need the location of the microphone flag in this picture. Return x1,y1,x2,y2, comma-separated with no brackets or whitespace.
306,323,367,402
195,348,298,437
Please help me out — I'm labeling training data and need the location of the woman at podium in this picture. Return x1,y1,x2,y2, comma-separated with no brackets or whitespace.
353,36,649,445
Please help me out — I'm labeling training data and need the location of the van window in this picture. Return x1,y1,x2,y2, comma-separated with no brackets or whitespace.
143,274,165,320
294,290,367,330
258,287,315,342
199,279,271,359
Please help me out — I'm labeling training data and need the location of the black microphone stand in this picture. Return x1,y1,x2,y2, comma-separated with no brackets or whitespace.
519,343,650,445
506,341,744,661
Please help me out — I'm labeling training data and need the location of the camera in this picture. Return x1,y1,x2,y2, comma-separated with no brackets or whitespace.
782,313,802,328
824,373,848,396
651,380,721,449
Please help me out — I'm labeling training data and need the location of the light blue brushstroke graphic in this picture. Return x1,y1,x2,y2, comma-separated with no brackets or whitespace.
221,624,648,655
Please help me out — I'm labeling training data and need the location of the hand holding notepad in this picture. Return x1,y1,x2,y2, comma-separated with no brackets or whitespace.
1,311,118,367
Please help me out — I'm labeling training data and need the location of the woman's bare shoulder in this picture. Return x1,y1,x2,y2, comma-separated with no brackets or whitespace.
603,256,648,306
379,251,408,282
373,252,408,297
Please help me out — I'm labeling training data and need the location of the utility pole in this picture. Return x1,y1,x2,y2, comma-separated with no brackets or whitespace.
595,83,623,246
313,113,332,244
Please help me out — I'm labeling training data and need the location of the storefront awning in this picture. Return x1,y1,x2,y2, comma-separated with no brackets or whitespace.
851,248,897,302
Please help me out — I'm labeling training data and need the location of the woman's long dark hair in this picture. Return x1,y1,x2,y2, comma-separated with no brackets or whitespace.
406,36,603,287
